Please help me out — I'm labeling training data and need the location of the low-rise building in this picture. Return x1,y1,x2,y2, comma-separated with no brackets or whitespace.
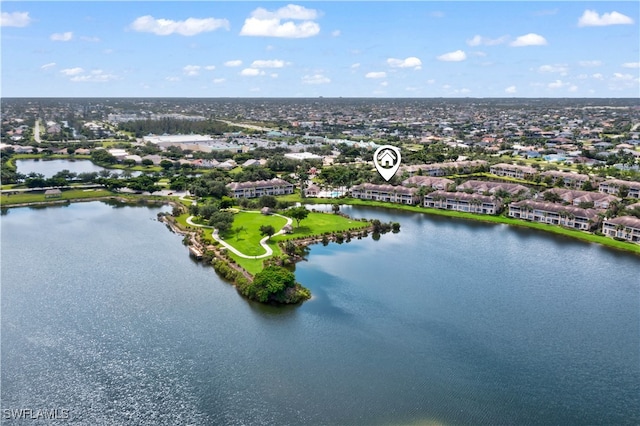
598,179,640,199
401,176,454,190
508,200,599,230
490,163,537,180
602,216,640,243
543,188,619,209
424,191,502,214
403,160,487,177
350,183,419,205
540,171,592,189
456,180,529,196
227,178,294,199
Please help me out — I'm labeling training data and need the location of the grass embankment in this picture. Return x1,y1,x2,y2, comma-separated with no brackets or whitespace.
279,195,640,255
0,189,115,206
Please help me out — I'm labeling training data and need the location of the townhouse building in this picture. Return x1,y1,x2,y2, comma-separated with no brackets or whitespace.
489,163,537,180
602,216,640,243
424,191,502,214
350,183,419,205
598,179,640,199
226,178,294,199
508,200,599,230
540,171,592,189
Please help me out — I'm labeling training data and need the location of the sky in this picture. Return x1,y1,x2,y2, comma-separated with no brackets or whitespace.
1,1,639,98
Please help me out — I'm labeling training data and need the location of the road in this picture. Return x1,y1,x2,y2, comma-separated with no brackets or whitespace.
34,119,41,143
217,120,278,133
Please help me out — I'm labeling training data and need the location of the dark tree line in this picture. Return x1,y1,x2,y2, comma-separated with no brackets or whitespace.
118,119,238,138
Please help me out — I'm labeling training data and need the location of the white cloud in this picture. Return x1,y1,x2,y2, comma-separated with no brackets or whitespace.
70,70,117,83
505,85,517,94
213,78,226,84
568,85,578,92
592,73,604,80
458,88,471,94
80,36,101,42
351,63,361,69
60,67,84,76
240,4,321,38
510,33,547,47
429,11,445,18
204,65,216,71
224,60,243,67
470,51,487,57
1,11,31,27
183,65,201,76
331,30,341,37
442,84,452,90
240,68,265,76
538,64,569,75
365,71,387,79
437,50,466,62
578,60,602,67
466,35,509,46
251,59,286,68
578,10,634,27
165,76,181,82
612,73,637,81
426,79,435,84
50,32,73,42
270,73,278,78
41,62,56,70
622,62,640,69
387,57,422,70
302,74,330,84
548,79,566,89
130,15,230,36
380,81,389,87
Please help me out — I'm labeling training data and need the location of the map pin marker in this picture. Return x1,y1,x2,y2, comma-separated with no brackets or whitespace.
373,145,402,181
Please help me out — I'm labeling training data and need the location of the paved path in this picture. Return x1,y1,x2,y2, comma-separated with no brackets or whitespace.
186,211,293,259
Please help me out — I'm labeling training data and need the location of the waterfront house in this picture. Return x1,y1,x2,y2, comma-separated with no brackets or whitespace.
540,171,592,189
602,216,640,243
489,163,537,180
424,191,502,214
598,179,640,199
227,178,294,199
508,200,599,230
350,183,419,205
304,184,320,197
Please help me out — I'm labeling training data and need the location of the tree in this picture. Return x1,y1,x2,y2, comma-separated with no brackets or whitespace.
259,224,276,240
543,191,562,203
141,158,154,166
249,265,296,303
209,211,234,233
288,206,309,228
160,159,174,170
258,195,278,208
331,203,340,214
219,196,234,209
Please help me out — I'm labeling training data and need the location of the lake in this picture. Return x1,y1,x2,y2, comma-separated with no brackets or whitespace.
16,159,142,178
1,201,638,425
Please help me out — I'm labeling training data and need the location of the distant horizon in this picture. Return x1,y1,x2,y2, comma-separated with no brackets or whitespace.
1,2,638,98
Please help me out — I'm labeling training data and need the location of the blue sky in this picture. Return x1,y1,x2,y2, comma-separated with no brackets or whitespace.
1,1,638,97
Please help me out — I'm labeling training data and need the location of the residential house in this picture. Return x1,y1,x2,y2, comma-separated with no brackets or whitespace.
401,176,454,190
540,171,592,189
403,160,487,177
543,188,619,209
456,180,529,197
227,178,294,199
508,200,599,230
489,163,537,180
350,183,419,205
304,184,320,197
602,216,640,243
44,189,62,198
598,179,640,199
424,191,502,214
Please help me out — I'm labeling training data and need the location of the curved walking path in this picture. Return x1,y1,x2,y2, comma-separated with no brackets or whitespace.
186,211,293,259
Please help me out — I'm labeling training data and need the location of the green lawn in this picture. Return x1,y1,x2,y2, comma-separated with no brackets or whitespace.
273,211,369,242
220,211,288,256
0,188,115,205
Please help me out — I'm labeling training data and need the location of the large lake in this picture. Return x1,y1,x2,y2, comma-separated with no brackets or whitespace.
16,159,141,178
1,202,638,425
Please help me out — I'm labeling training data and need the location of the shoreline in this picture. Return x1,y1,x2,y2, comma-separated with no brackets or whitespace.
3,194,638,256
